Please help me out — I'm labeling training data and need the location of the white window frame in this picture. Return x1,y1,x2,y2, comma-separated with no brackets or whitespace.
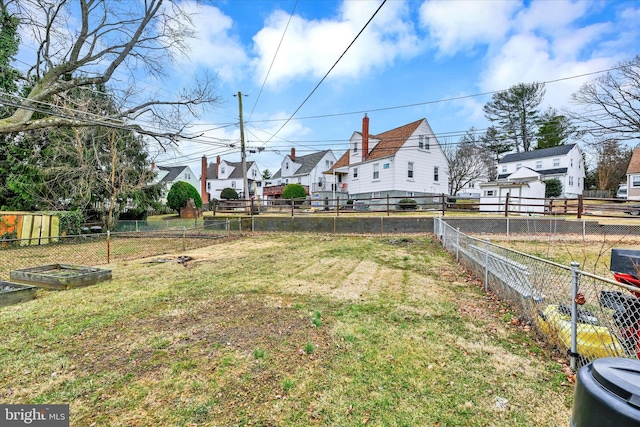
408,162,414,179
373,163,380,180
633,176,640,188
501,166,507,173
536,161,542,169
569,176,574,186
516,163,522,170
434,166,439,182
353,167,359,179
553,158,560,167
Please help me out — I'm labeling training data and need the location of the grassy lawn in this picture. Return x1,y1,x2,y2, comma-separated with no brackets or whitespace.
0,234,573,426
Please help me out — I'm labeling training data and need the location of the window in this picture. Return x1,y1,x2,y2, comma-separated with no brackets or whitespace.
408,162,414,178
383,163,390,169
326,160,330,168
501,166,507,173
318,177,323,186
418,135,425,149
571,158,574,167
221,167,225,174
297,177,301,183
553,158,560,167
516,163,522,170
434,166,439,182
285,162,289,170
207,182,211,190
285,178,289,184
231,181,236,188
633,176,640,187
252,169,257,177
569,176,574,186
373,163,380,180
353,167,359,178
353,142,358,153
330,161,334,166
257,182,262,187
484,190,495,197
536,161,542,169
424,136,430,150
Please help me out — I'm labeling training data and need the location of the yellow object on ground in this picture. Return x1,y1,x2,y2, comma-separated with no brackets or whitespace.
537,304,623,359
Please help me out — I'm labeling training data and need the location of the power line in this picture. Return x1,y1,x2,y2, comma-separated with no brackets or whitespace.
262,0,388,146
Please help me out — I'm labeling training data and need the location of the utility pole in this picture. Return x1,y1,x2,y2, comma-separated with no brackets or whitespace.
235,91,250,213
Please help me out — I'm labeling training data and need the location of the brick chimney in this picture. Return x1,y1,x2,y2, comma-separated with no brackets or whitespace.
151,161,155,170
201,155,209,204
216,156,221,178
291,147,296,162
362,113,369,161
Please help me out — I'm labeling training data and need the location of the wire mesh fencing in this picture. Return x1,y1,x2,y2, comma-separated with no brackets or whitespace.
435,217,640,369
0,219,243,281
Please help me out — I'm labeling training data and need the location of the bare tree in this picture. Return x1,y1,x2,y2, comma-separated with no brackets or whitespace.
585,138,632,191
445,128,494,196
0,0,219,141
571,56,640,140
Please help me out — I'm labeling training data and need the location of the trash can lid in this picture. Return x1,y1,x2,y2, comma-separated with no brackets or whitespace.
591,357,640,409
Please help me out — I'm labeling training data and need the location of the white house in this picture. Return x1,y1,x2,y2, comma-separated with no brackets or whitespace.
151,163,200,204
263,148,337,200
625,148,640,201
479,167,546,213
202,156,263,201
330,115,449,201
497,144,585,198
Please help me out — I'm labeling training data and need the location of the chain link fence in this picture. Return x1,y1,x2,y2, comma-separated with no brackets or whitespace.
435,217,640,369
0,219,244,281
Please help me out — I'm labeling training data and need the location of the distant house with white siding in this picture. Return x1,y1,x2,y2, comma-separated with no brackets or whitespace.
329,115,449,202
497,144,585,198
151,163,200,204
625,148,640,201
201,156,263,201
263,149,337,200
479,167,546,213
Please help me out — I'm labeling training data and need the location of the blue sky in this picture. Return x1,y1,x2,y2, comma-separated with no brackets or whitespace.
69,1,640,176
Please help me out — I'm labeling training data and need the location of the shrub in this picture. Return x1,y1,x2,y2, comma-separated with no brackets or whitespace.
166,181,202,213
398,198,417,210
282,184,307,205
544,179,563,198
55,211,85,236
220,187,239,200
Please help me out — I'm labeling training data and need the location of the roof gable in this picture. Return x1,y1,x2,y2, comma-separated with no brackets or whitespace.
289,150,332,175
157,165,187,183
365,119,423,162
628,148,640,174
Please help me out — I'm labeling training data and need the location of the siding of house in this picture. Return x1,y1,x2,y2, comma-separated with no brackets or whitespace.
626,148,640,201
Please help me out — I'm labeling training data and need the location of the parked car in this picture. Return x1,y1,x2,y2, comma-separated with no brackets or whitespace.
617,184,628,199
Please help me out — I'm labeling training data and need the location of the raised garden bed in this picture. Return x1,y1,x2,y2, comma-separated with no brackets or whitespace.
10,264,112,290
0,281,37,307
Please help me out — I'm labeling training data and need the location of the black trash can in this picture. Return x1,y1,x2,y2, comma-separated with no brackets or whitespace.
571,357,640,427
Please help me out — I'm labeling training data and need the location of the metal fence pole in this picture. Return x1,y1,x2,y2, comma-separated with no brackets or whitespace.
570,261,580,371
107,230,111,264
582,220,586,240
182,227,186,251
226,219,230,238
252,215,255,232
135,220,139,232
484,240,489,292
239,218,242,234
506,217,510,241
456,227,460,262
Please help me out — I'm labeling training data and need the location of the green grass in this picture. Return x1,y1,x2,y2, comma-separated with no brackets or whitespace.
0,233,573,426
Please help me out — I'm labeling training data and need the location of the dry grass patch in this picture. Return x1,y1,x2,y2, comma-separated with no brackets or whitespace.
0,233,573,426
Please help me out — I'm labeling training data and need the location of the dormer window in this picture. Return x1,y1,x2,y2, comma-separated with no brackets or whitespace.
353,142,358,153
285,162,289,170
221,167,225,174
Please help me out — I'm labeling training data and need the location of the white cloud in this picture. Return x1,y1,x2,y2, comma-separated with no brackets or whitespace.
250,0,420,88
173,2,248,83
418,0,521,55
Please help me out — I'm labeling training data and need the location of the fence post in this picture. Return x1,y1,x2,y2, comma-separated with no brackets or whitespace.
456,227,460,262
570,261,580,371
135,220,139,232
291,200,294,217
213,200,217,217
484,240,489,292
506,217,510,241
505,193,510,217
577,195,583,219
337,197,340,217
252,215,255,232
182,227,186,251
226,219,230,238
251,198,254,217
239,218,242,234
387,194,390,216
107,230,111,264
582,219,586,240
441,194,445,216
442,220,446,246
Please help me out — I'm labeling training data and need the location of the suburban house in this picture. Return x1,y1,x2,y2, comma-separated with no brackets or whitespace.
479,167,546,213
329,115,449,204
625,148,640,201
151,163,200,204
201,155,263,202
497,144,585,198
263,148,337,200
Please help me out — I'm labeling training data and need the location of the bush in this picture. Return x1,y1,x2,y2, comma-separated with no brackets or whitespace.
166,181,202,213
220,187,239,200
544,179,563,198
55,211,84,236
117,208,148,220
397,198,417,210
282,184,307,205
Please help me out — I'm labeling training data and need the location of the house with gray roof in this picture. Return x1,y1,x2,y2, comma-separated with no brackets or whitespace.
497,144,585,198
264,148,337,199
151,164,200,204
202,156,263,200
